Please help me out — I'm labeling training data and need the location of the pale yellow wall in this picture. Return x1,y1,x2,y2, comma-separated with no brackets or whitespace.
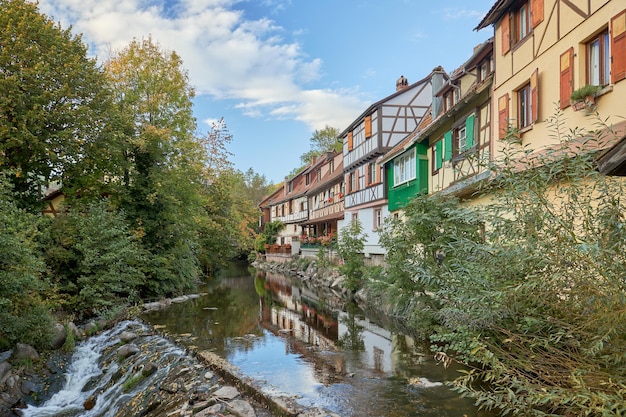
491,0,624,161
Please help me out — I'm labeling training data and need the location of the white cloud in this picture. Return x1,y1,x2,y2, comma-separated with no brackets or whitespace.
37,0,365,132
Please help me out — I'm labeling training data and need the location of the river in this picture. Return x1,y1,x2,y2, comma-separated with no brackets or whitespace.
141,262,495,417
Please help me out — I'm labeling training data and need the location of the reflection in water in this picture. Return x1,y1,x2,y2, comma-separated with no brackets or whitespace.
143,263,495,417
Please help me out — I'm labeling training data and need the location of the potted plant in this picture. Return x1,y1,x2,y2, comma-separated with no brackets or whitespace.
570,84,602,110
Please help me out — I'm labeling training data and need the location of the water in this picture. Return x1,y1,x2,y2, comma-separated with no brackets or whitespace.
143,263,495,417
20,321,192,417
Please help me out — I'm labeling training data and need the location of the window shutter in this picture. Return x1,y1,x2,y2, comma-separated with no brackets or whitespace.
444,130,453,161
435,141,443,170
347,131,353,151
501,13,511,55
531,0,544,28
611,10,626,83
364,115,372,138
530,68,539,123
465,114,475,149
498,94,509,140
559,48,573,108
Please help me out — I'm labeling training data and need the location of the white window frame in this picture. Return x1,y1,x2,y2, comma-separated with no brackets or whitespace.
393,149,416,186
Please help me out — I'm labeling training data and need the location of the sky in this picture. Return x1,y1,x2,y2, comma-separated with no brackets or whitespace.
37,0,496,184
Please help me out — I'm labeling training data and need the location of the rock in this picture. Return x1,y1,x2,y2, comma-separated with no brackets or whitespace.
204,370,214,380
212,385,239,400
67,322,81,339
297,408,343,417
84,394,97,410
171,296,188,303
50,323,67,350
83,321,98,335
116,344,140,359
20,380,40,395
141,362,158,377
119,331,138,343
10,344,39,363
0,362,12,385
227,399,256,417
195,403,225,417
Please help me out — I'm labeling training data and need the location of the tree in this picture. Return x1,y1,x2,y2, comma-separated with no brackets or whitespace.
105,37,204,297
0,0,118,209
300,125,341,164
337,220,367,292
42,199,145,319
0,175,54,350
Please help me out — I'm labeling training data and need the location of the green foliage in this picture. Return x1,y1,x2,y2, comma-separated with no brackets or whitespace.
42,199,145,319
106,37,203,296
337,220,367,292
0,0,118,208
379,110,626,415
570,84,602,102
0,176,54,350
255,221,285,252
300,125,341,164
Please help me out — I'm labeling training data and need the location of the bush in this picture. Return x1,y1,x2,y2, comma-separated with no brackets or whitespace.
42,199,145,319
0,175,54,350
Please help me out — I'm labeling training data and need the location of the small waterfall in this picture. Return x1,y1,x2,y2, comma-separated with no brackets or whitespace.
20,320,190,417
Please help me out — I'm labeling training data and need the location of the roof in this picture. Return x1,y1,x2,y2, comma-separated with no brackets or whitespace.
339,67,445,137
475,0,515,30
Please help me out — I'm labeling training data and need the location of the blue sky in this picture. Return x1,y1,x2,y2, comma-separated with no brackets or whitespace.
38,0,495,184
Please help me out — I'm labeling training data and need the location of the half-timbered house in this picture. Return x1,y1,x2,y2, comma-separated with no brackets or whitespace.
338,70,446,260
476,0,626,161
379,38,495,216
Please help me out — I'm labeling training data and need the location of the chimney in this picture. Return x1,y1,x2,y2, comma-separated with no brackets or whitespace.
431,67,446,119
396,75,409,91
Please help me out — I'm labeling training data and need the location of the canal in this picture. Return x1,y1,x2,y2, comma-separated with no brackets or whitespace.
142,262,495,417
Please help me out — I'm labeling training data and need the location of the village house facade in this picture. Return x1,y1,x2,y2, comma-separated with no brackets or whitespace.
259,0,626,262
476,0,626,161
337,71,445,261
379,38,495,217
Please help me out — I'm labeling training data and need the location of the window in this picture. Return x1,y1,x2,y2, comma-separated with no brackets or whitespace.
587,30,610,86
433,140,443,172
457,126,467,152
352,212,358,225
350,172,356,192
316,169,321,181
394,149,416,186
329,159,335,173
374,208,382,230
457,114,476,153
517,82,532,129
368,162,377,185
514,3,530,43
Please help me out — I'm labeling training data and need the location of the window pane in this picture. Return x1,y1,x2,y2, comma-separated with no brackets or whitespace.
589,39,600,86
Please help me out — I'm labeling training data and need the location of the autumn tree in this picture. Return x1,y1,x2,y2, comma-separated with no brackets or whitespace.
0,0,118,209
105,37,205,297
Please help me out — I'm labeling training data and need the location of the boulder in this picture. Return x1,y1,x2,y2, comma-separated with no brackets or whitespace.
67,322,81,339
141,362,157,377
10,344,39,363
116,344,140,359
212,385,239,400
227,399,256,417
50,323,67,350
195,403,225,417
119,331,138,343
84,394,97,410
0,362,12,385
